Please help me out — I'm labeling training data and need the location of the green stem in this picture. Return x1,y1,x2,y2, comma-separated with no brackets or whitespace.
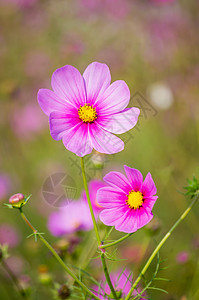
1,260,26,298
100,233,134,249
125,195,199,300
19,208,100,300
81,157,118,299
101,253,118,300
80,157,101,245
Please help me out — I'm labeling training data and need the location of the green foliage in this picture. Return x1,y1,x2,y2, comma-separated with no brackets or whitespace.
184,176,199,198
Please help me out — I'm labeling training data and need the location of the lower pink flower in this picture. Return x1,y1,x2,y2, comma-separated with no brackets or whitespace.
91,269,147,299
97,166,158,233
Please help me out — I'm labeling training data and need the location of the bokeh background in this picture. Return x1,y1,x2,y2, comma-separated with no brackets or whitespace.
0,0,199,299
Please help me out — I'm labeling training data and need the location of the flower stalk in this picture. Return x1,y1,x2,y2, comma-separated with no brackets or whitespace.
81,157,118,299
1,259,27,298
100,233,134,250
101,253,119,300
80,157,101,245
125,194,199,300
18,208,101,300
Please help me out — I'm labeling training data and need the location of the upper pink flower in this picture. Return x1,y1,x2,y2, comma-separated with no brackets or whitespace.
38,62,140,157
97,166,158,233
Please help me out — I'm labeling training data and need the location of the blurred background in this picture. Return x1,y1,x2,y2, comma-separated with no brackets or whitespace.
0,0,199,299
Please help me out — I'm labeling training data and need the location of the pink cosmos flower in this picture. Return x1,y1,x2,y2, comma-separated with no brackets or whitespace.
176,251,189,264
38,62,140,157
0,224,20,248
91,269,147,299
11,103,46,139
152,0,175,3
97,166,158,233
48,200,93,236
48,179,105,236
82,180,107,216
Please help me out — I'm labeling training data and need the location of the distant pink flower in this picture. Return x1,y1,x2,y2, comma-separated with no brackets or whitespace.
91,269,147,299
152,0,175,3
97,166,158,233
0,224,20,248
82,180,107,216
6,256,24,275
48,200,93,236
80,0,130,20
38,62,140,156
0,0,37,8
11,103,46,139
48,179,105,236
24,51,50,78
176,251,189,264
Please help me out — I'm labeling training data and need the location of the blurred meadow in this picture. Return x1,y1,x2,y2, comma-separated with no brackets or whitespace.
0,0,199,299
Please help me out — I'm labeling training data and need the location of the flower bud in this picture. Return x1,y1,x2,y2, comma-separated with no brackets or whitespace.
58,284,70,299
9,193,25,208
0,245,9,261
91,152,104,169
18,275,31,296
8,193,31,209
38,265,52,285
53,239,69,258
145,217,161,236
184,176,199,198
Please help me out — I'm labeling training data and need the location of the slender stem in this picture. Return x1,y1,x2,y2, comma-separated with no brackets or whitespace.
81,157,118,299
80,157,101,245
19,208,100,300
125,195,199,300
100,233,134,249
101,253,118,300
1,260,26,298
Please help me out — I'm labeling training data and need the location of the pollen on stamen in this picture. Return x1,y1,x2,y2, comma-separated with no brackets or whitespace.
78,104,97,123
126,190,143,210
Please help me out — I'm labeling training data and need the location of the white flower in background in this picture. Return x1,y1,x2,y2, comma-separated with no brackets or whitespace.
148,82,174,110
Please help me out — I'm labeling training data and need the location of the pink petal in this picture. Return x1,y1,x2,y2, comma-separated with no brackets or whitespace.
83,62,111,105
98,107,140,134
97,187,126,208
37,89,71,116
49,111,80,140
89,123,124,154
99,206,128,226
136,207,153,229
48,212,67,237
115,209,138,233
143,196,158,212
141,173,157,197
82,180,106,215
62,123,93,157
103,171,131,193
51,65,86,108
95,80,130,115
124,166,143,192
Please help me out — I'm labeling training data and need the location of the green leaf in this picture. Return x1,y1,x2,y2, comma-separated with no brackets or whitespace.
184,176,199,198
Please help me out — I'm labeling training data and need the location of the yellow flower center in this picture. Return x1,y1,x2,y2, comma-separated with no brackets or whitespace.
126,191,143,210
78,104,97,123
